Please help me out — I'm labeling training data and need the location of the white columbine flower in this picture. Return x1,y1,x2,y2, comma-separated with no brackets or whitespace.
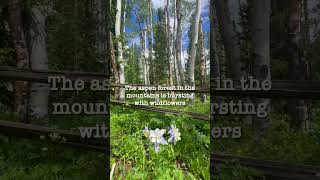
148,128,168,153
168,125,181,145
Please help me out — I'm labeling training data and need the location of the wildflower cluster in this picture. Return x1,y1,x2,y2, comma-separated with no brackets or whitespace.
142,125,181,153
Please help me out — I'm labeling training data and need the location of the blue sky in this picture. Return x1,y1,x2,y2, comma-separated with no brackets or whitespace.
127,0,210,51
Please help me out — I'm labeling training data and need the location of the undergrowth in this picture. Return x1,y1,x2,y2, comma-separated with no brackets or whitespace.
0,114,107,180
0,138,107,180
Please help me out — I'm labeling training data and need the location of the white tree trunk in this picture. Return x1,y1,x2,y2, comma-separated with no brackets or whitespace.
307,0,319,42
210,0,220,79
176,0,184,85
123,0,127,33
188,0,202,88
110,33,120,99
29,6,50,120
252,0,271,137
93,0,106,67
173,0,181,85
143,29,150,85
215,0,242,79
166,0,174,88
288,0,310,131
8,0,30,122
228,0,243,35
147,0,153,84
115,0,125,100
139,31,145,82
199,19,206,102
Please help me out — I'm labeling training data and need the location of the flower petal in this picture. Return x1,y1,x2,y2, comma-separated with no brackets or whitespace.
160,129,166,135
161,137,168,145
154,144,160,153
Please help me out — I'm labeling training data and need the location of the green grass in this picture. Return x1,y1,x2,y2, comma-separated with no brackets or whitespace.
213,113,320,166
0,113,108,180
0,138,107,180
213,109,320,179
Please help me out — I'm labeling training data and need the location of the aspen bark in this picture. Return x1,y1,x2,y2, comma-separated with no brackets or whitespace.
173,0,181,85
188,0,202,88
288,0,310,131
115,0,125,100
143,29,150,85
252,0,271,137
29,5,50,120
199,19,206,102
307,0,319,42
210,0,220,80
110,33,120,99
175,0,184,85
166,0,174,89
93,0,106,67
215,0,241,79
147,0,154,85
8,0,30,122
